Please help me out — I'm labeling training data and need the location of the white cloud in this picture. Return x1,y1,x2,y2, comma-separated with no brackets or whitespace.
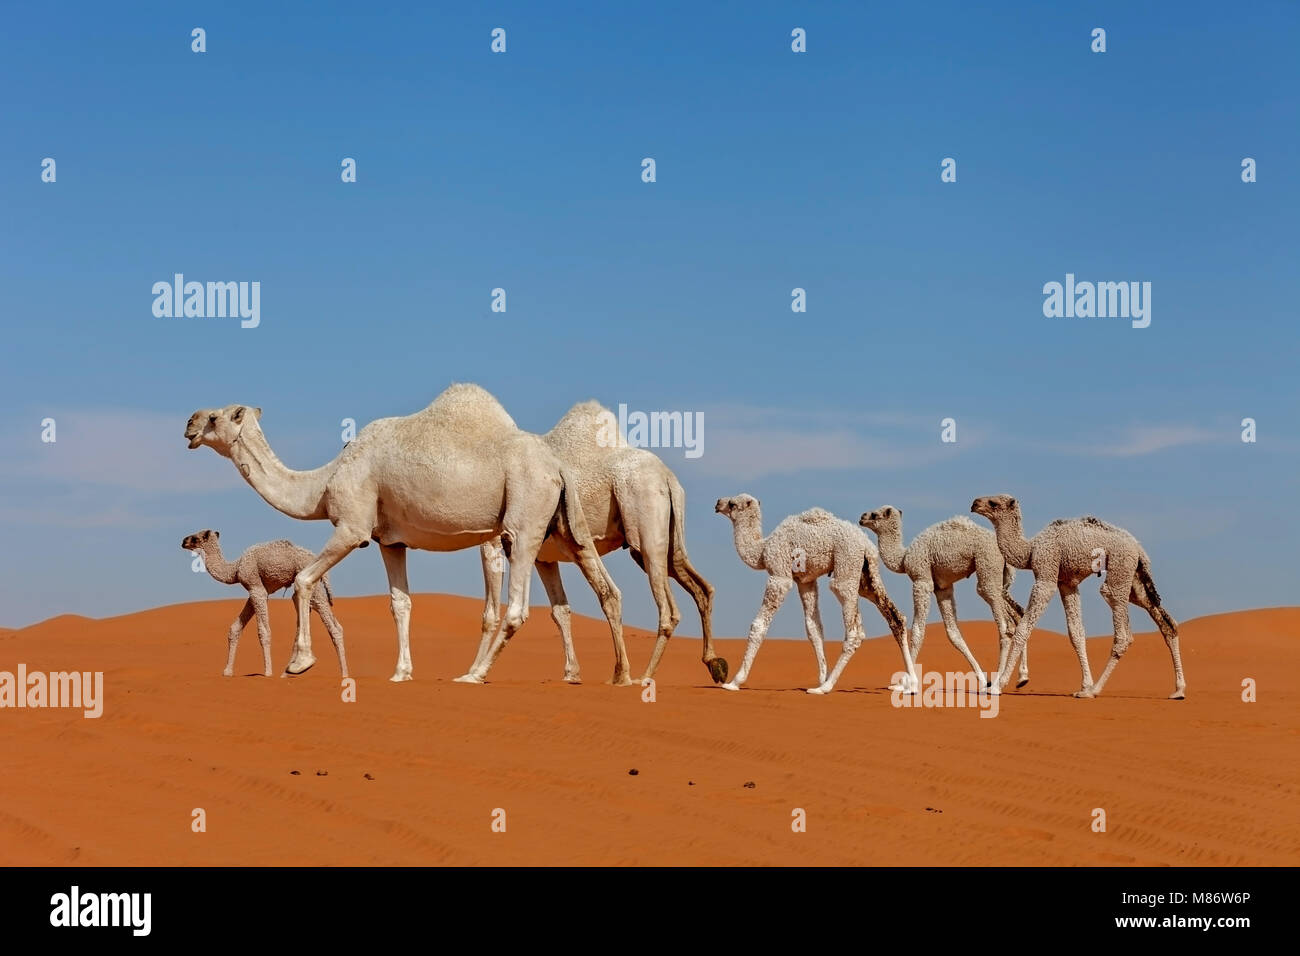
1071,425,1219,458
691,404,977,480
0,407,242,493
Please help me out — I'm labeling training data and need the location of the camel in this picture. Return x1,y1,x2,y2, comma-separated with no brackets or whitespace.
184,384,629,684
473,401,728,685
182,530,346,678
970,494,1184,699
714,495,912,694
860,507,1026,690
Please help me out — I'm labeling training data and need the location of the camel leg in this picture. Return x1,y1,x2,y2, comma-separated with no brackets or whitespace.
637,530,684,685
899,579,933,691
287,525,368,676
860,565,914,693
668,552,725,683
977,567,1021,687
536,560,580,683
460,526,550,683
722,576,792,691
936,586,986,686
248,588,272,677
566,542,629,686
991,577,1055,694
1003,585,1029,686
795,580,829,686
311,589,348,679
374,544,413,682
1089,574,1138,698
808,575,866,695
224,598,255,677
1059,584,1095,697
468,540,506,676
1128,577,1185,699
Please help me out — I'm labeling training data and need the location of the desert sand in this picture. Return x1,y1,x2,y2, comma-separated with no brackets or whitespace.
0,596,1295,866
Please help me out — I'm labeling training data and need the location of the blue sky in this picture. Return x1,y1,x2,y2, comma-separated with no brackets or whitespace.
1,2,1296,647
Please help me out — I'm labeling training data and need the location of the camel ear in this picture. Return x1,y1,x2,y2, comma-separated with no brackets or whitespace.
254,407,262,420
1007,497,1017,508
231,406,245,423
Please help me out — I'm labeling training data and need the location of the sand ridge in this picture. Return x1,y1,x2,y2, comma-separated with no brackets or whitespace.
0,597,1295,865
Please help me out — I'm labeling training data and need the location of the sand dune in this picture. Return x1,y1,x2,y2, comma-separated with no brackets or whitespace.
0,596,1295,866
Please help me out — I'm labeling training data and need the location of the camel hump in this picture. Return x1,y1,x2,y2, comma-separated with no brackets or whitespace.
547,400,618,447
796,507,836,524
1049,515,1122,533
933,515,979,533
420,383,518,433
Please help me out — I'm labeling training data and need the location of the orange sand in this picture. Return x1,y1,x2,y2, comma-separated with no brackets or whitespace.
1,597,1295,865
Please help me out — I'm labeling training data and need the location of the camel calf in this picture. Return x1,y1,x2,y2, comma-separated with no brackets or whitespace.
182,530,347,677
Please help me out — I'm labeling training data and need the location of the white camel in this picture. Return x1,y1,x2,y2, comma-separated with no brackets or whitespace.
971,494,1185,699
714,495,913,694
182,529,346,678
184,384,629,684
860,507,1026,690
473,401,727,685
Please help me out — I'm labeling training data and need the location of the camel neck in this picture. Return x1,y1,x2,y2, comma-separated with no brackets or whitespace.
198,542,238,584
875,525,907,573
730,510,766,570
994,512,1033,569
229,424,337,521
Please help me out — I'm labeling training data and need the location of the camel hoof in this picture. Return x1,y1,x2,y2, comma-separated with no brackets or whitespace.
1073,689,1096,699
221,670,234,678
607,676,634,687
389,672,413,683
1169,690,1186,700
1016,678,1029,688
706,657,730,684
452,673,484,684
986,683,1001,696
720,682,740,692
564,674,582,684
806,686,829,695
284,655,316,675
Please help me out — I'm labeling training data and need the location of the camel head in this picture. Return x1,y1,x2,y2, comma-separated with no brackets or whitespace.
715,494,758,520
181,529,218,551
860,505,901,533
185,404,262,455
971,494,1019,522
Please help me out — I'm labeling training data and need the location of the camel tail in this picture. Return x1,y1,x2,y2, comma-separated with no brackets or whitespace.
1136,556,1161,606
666,475,691,567
1002,562,1024,617
555,466,599,556
863,555,906,637
1137,555,1177,631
